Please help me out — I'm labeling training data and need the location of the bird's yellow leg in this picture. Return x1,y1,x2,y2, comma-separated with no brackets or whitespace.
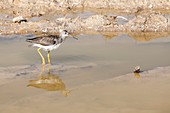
38,64,45,79
47,63,51,74
47,51,51,64
37,48,45,65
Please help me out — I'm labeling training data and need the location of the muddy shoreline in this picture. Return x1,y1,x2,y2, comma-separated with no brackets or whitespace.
1,0,170,16
0,0,170,36
0,13,170,35
1,64,170,113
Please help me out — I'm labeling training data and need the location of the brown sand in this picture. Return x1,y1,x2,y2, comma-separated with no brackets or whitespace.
0,65,170,113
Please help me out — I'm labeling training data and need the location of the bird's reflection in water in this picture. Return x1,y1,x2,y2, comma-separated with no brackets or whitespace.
134,72,141,78
28,65,70,96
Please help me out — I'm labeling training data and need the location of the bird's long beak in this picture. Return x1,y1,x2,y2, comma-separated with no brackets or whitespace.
72,36,78,40
70,35,78,40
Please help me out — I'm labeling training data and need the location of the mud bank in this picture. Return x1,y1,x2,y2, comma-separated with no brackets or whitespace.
0,63,96,86
0,0,170,36
0,13,170,35
0,0,170,17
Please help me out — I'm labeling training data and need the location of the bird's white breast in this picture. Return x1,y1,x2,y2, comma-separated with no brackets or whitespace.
33,43,61,51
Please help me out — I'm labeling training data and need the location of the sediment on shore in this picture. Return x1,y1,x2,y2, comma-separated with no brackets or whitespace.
0,0,170,37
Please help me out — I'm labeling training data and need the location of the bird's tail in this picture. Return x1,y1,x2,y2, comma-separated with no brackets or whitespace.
26,38,31,42
26,38,33,43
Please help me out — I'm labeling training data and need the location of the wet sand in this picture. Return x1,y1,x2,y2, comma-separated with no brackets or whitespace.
0,65,170,113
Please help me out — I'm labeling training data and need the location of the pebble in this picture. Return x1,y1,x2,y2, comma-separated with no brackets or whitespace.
134,66,141,73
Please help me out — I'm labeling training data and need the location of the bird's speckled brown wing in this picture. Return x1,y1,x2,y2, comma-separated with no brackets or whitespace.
26,35,60,46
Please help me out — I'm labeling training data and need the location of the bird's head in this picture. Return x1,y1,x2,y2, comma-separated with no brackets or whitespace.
59,30,78,40
60,30,69,38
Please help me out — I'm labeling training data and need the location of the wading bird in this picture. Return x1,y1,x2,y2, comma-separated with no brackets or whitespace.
26,30,77,65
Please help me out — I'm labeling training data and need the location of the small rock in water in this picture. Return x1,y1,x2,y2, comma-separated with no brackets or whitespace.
12,16,28,23
5,15,9,18
133,66,141,73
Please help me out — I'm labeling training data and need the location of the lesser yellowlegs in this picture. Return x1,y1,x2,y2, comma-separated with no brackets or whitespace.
26,30,77,65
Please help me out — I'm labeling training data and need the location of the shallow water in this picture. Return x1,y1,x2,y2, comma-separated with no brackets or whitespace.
0,33,170,83
0,33,170,113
